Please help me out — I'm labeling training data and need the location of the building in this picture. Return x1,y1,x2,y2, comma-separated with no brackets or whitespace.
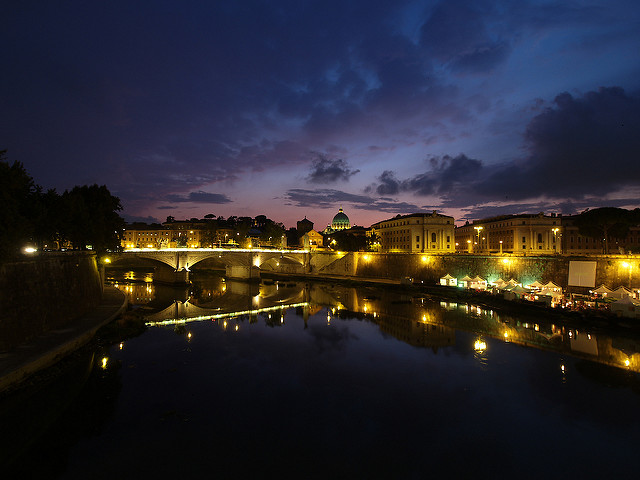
302,229,323,249
122,224,171,249
371,211,455,253
323,207,351,234
455,213,562,254
297,217,314,236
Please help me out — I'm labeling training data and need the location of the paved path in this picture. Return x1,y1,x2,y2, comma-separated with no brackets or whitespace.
0,287,127,392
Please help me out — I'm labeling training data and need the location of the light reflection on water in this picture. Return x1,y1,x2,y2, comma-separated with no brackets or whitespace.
107,271,640,374
6,270,640,478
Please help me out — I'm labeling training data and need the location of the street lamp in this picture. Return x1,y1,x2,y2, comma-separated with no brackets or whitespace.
474,226,483,252
499,240,503,255
552,228,560,253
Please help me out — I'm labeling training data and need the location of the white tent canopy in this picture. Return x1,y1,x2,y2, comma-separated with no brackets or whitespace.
593,284,613,295
440,273,457,286
611,286,632,299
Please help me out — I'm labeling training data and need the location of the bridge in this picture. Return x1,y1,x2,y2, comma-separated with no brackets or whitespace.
106,247,324,283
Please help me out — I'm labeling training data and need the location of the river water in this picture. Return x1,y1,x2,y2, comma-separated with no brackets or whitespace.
4,269,640,478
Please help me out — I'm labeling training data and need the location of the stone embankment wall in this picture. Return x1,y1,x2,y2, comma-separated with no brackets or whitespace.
313,252,639,291
0,252,102,351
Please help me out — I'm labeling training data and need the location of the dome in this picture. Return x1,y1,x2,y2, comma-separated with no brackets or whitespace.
331,207,350,231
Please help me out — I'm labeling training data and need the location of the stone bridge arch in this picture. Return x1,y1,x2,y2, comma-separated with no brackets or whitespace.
110,248,309,283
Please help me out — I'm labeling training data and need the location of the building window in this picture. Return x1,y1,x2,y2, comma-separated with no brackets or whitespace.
447,236,450,242
431,233,436,243
416,235,420,242
537,233,542,243
522,236,526,243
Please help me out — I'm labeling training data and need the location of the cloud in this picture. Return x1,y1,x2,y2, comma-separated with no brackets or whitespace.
284,188,423,214
420,0,511,74
476,87,640,199
403,154,483,196
368,87,640,214
306,155,360,184
284,189,371,208
368,170,401,195
164,191,233,204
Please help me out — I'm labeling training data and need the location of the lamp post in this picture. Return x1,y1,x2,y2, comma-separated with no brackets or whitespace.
474,226,484,253
499,240,503,255
552,228,559,253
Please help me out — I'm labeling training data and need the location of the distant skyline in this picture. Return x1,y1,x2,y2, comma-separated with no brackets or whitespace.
2,1,640,229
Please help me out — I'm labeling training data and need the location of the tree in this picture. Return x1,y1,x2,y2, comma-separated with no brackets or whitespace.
60,184,125,253
0,151,41,259
574,207,636,254
259,220,286,246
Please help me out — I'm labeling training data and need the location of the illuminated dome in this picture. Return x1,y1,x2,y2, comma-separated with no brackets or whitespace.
331,207,350,231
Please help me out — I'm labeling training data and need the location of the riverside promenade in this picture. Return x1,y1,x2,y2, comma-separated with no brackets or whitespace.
0,286,127,392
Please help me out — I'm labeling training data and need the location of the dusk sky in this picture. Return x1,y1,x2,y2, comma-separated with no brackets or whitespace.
2,1,640,229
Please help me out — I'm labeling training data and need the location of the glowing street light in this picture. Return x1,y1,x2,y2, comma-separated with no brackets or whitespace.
552,228,560,253
474,226,483,253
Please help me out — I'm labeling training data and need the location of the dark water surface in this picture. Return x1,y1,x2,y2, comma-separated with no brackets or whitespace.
4,270,640,479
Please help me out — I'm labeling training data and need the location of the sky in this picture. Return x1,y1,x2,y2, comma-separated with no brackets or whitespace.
2,1,640,229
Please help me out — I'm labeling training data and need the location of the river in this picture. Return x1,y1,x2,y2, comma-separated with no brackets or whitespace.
3,269,640,478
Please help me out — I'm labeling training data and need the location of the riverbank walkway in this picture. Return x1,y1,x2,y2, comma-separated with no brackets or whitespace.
0,286,127,392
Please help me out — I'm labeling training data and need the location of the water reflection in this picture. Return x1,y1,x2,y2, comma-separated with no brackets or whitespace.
107,271,640,374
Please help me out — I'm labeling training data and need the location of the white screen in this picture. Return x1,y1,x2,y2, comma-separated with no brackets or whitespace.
568,261,597,287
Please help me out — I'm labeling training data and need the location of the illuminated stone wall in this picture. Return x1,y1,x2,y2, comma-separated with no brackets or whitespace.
313,252,639,291
0,252,102,351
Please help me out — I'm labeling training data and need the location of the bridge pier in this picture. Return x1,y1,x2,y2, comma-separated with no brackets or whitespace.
154,267,190,285
226,265,261,282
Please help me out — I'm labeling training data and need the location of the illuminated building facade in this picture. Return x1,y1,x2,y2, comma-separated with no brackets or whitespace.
372,211,455,253
323,207,351,234
455,213,561,254
302,229,323,249
122,225,171,249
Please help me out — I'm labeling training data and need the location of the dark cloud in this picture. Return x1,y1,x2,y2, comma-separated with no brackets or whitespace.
306,155,360,184
476,87,640,199
284,188,422,215
164,191,232,204
351,201,425,214
369,88,640,214
365,170,401,195
420,0,511,74
458,196,640,222
284,189,372,208
403,154,483,195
